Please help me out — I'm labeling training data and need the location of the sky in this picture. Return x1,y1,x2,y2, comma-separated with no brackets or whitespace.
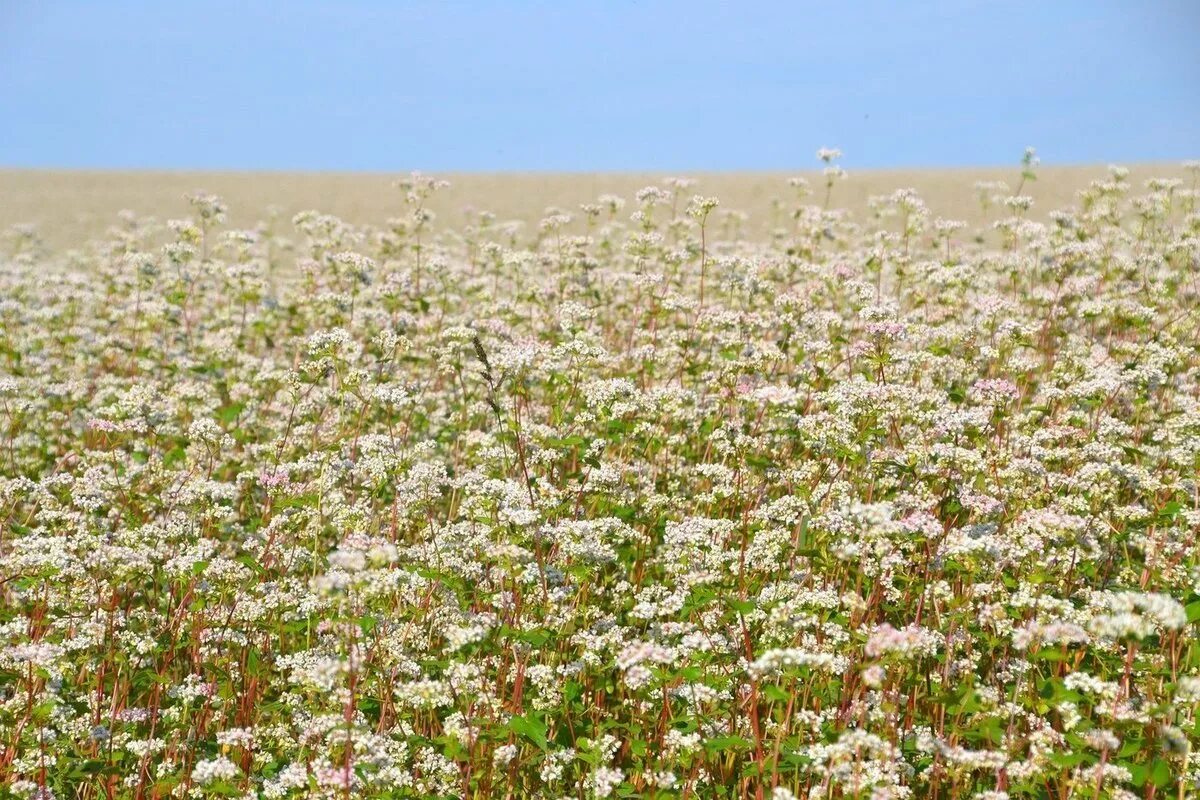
1,1,1198,172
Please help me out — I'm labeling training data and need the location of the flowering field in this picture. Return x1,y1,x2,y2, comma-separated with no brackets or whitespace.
2,156,1200,800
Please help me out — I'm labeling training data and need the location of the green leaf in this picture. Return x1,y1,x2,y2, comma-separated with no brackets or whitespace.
1149,758,1173,788
509,714,548,750
206,780,244,797
217,403,245,424
1159,500,1183,520
727,598,756,615
163,445,187,467
236,553,266,576
762,684,791,703
69,759,109,778
704,735,751,752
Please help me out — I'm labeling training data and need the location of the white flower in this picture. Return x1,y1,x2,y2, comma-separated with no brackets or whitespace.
192,756,240,785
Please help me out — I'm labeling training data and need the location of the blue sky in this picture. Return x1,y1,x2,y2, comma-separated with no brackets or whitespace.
1,1,1197,171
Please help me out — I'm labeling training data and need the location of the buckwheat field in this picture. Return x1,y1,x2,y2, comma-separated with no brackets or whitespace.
4,153,1200,800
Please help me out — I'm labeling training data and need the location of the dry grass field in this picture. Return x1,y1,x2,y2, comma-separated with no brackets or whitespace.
1,164,1191,248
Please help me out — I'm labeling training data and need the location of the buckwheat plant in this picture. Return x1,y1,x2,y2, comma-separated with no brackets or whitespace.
1,161,1200,800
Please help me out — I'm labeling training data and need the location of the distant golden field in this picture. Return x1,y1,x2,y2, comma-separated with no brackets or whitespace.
1,164,1191,248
